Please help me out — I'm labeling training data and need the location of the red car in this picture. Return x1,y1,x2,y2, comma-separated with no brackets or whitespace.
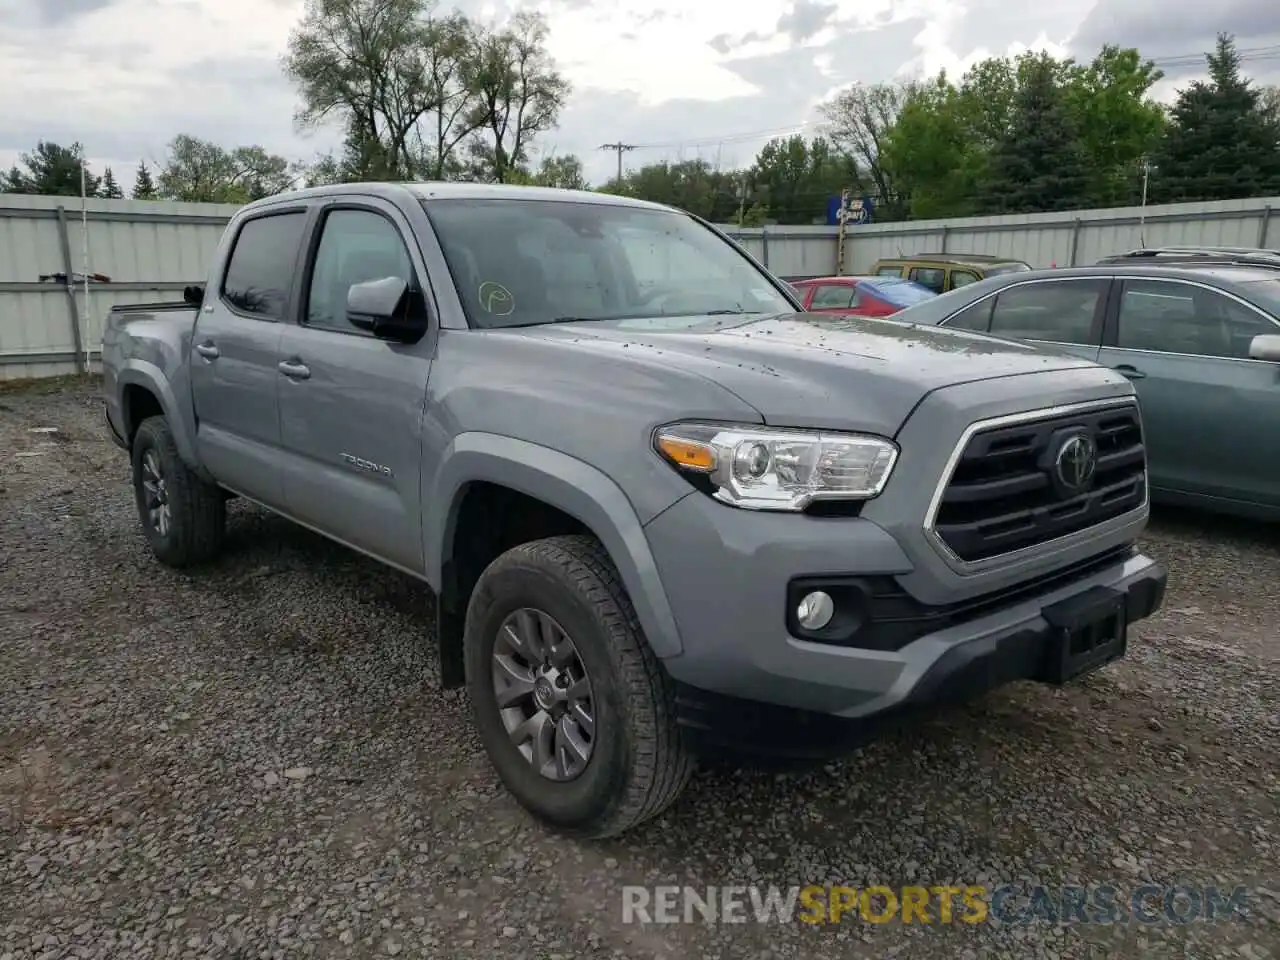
792,275,938,317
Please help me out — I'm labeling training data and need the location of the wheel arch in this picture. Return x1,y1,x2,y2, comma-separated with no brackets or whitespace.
116,361,198,468
425,433,685,688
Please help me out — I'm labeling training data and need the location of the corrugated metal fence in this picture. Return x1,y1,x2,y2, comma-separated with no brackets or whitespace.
726,195,1280,281
0,195,239,380
2,191,1277,380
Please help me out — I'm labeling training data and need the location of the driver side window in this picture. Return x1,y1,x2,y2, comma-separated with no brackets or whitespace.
306,209,413,335
1116,280,1279,359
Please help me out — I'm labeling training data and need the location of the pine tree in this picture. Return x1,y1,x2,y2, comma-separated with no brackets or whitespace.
1152,34,1280,202
99,166,124,199
132,161,157,200
978,57,1089,214
1,141,100,196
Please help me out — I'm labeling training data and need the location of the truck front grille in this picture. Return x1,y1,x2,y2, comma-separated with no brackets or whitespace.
929,403,1147,563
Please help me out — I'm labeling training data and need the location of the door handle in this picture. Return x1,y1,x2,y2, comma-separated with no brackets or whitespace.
277,359,311,380
1112,364,1146,380
194,342,219,360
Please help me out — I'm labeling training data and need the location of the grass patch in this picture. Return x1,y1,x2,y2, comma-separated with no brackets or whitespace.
0,373,102,396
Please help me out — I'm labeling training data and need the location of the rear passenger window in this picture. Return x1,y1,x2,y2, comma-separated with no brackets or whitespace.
221,212,307,320
988,280,1106,345
810,284,855,308
944,298,994,332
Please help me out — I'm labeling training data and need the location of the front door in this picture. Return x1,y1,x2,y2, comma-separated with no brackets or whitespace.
275,200,434,574
1098,278,1280,508
189,209,310,508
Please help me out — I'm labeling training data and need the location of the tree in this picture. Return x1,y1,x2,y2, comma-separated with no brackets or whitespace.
527,154,587,190
604,159,740,221
1,141,100,196
881,75,989,219
132,161,158,199
465,11,569,183
421,12,486,179
978,55,1089,213
99,166,124,199
1062,46,1167,206
285,0,438,180
157,134,296,203
819,83,909,218
748,135,859,224
1151,34,1280,202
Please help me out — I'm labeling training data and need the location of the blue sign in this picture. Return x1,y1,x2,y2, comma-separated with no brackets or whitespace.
827,195,875,226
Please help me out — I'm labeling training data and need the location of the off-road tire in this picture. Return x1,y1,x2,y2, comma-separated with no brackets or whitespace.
131,415,226,567
464,534,694,838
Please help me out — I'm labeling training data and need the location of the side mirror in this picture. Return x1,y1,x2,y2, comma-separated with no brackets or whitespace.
1248,334,1280,362
347,276,427,343
183,284,204,307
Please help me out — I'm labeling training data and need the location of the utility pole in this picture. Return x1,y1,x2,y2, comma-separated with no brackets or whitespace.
835,188,850,277
599,142,635,186
1138,156,1152,247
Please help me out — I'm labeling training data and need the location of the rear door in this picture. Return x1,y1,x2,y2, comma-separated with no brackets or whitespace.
274,198,435,574
1097,277,1280,507
189,207,310,507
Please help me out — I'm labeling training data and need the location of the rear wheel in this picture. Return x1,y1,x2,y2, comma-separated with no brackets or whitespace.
130,416,226,567
463,534,694,838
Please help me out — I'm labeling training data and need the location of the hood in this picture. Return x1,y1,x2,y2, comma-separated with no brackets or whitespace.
512,312,1103,435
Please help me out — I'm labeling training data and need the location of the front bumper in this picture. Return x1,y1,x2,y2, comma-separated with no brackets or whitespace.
642,493,1166,759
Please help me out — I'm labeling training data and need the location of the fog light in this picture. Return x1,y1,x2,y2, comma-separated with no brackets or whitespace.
796,591,835,631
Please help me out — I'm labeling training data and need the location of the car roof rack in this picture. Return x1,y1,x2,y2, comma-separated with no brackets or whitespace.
910,252,1014,263
1097,245,1280,267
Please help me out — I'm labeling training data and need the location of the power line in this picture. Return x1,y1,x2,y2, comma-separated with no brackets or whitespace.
1149,43,1280,67
598,142,635,183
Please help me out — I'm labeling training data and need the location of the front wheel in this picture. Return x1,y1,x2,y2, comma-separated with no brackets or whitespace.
130,416,226,567
463,535,694,838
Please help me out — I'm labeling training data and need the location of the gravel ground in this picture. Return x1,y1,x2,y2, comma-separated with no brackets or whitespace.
1,377,1277,960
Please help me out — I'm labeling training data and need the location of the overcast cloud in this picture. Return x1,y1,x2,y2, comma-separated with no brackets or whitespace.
0,0,1276,188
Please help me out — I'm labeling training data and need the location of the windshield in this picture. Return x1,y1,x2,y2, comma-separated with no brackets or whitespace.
865,278,937,307
421,198,795,329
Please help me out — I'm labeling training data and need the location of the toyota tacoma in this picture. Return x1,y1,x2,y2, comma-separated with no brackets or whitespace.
101,183,1166,838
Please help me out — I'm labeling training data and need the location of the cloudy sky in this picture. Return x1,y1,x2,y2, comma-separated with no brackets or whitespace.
1,0,1277,189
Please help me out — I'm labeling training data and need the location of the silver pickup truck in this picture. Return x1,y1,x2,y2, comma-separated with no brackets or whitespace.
102,183,1167,838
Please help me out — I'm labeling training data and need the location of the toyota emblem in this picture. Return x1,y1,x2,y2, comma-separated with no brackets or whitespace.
1055,433,1098,492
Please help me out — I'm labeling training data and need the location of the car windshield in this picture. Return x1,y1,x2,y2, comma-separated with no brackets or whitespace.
865,278,937,307
421,198,795,329
1243,278,1280,313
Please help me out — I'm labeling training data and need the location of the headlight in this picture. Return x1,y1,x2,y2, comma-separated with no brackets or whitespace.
653,421,898,511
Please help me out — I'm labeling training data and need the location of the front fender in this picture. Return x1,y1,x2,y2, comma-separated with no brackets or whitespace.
425,433,686,658
116,360,199,470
